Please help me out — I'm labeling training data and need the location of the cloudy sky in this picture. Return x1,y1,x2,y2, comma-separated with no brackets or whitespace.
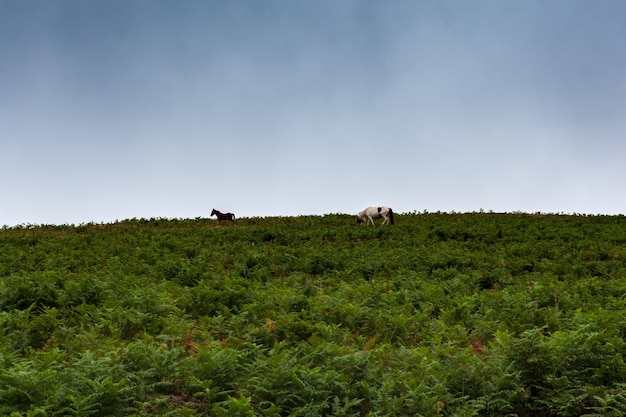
2,1,625,225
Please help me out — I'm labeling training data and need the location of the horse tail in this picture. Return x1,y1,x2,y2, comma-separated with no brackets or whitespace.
388,208,395,225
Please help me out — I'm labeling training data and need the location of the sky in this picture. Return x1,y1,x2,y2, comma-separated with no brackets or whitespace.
2,1,626,226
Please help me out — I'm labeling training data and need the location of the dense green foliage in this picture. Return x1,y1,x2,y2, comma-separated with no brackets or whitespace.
2,212,626,416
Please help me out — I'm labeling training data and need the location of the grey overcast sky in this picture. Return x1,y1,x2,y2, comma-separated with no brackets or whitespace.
2,1,626,225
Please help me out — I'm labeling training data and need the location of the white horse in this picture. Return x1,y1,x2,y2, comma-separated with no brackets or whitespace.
357,206,395,226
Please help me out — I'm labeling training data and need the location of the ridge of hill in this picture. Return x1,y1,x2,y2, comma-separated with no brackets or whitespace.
1,212,626,415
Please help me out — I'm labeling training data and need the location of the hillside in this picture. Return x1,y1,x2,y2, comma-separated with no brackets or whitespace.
1,212,626,416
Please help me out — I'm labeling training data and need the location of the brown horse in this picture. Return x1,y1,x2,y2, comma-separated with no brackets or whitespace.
211,209,236,225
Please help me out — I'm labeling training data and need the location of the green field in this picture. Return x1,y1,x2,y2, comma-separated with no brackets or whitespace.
2,212,626,416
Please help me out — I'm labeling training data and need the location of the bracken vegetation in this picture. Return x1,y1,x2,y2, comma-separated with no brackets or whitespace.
2,212,626,416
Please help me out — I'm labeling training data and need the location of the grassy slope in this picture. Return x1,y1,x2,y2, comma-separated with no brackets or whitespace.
1,212,626,416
